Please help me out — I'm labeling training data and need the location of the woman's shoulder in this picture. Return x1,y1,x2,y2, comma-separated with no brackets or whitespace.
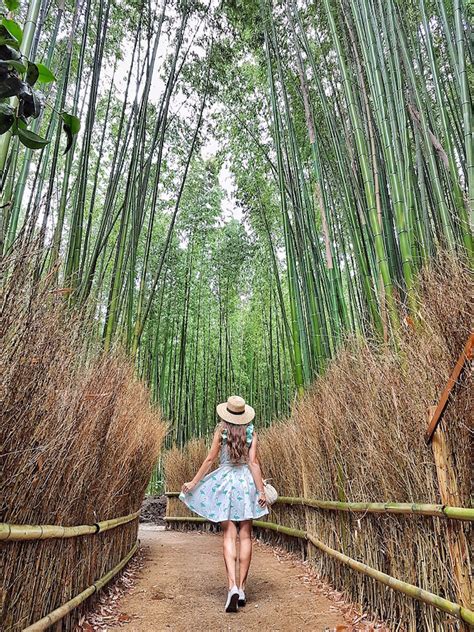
245,422,254,445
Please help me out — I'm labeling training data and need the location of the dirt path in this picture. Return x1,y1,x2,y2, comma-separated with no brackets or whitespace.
105,526,375,632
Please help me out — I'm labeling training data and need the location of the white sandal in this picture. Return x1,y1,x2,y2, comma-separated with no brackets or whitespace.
238,588,246,607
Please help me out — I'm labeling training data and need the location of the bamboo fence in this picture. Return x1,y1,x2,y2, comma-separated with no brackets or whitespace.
22,542,139,632
165,492,474,521
164,516,474,627
0,510,140,542
2,511,140,630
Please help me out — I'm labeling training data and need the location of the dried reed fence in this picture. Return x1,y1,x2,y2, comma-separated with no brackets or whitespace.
164,258,473,631
0,248,167,631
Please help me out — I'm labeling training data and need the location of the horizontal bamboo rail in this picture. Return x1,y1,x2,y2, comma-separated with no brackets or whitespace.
22,541,138,632
277,497,474,521
166,515,210,524
164,516,474,626
165,492,474,521
96,511,141,533
0,510,140,542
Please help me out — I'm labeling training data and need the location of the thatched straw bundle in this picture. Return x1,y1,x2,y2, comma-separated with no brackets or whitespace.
1,249,167,631
164,258,472,631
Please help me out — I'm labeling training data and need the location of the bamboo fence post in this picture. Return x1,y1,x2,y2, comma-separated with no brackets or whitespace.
300,454,311,543
429,407,472,628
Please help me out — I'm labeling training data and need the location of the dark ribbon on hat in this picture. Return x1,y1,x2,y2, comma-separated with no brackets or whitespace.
226,407,245,415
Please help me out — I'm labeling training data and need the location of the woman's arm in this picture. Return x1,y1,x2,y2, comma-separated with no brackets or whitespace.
248,432,266,507
181,427,222,493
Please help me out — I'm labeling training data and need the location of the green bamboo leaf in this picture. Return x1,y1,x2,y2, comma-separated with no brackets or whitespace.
60,112,80,154
36,62,56,83
4,0,20,10
60,112,80,134
17,127,50,149
0,24,20,49
10,117,27,136
7,59,26,73
0,102,14,134
1,19,22,46
26,61,39,86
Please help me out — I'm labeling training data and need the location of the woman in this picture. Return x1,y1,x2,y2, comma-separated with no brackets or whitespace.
179,395,268,613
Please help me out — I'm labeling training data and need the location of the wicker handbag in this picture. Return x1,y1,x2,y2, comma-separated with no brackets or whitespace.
263,479,278,505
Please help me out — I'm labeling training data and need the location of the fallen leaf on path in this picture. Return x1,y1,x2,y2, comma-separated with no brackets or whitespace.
118,613,132,622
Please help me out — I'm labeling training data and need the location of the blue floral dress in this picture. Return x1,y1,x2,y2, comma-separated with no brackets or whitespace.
179,423,269,523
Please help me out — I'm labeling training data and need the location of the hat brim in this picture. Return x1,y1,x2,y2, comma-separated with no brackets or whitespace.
216,402,255,425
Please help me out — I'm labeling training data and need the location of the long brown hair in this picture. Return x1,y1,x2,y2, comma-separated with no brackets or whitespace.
221,421,249,463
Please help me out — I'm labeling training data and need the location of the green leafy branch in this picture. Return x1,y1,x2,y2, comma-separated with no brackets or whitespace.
0,0,79,152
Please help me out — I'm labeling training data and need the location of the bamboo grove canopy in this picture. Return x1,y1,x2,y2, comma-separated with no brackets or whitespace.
0,0,472,444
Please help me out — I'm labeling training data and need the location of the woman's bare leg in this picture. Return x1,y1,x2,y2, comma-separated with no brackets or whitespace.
238,520,252,590
222,520,238,589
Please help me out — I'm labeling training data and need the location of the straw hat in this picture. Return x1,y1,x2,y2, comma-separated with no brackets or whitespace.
216,395,255,425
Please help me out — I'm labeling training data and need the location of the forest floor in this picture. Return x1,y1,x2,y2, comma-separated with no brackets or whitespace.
79,524,389,632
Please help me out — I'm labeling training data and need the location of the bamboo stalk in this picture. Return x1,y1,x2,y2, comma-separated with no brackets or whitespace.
0,523,96,541
22,541,138,632
252,520,306,539
0,510,140,541
164,493,474,521
278,497,474,520
166,516,474,626
165,516,208,524
96,510,141,533
442,507,474,521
